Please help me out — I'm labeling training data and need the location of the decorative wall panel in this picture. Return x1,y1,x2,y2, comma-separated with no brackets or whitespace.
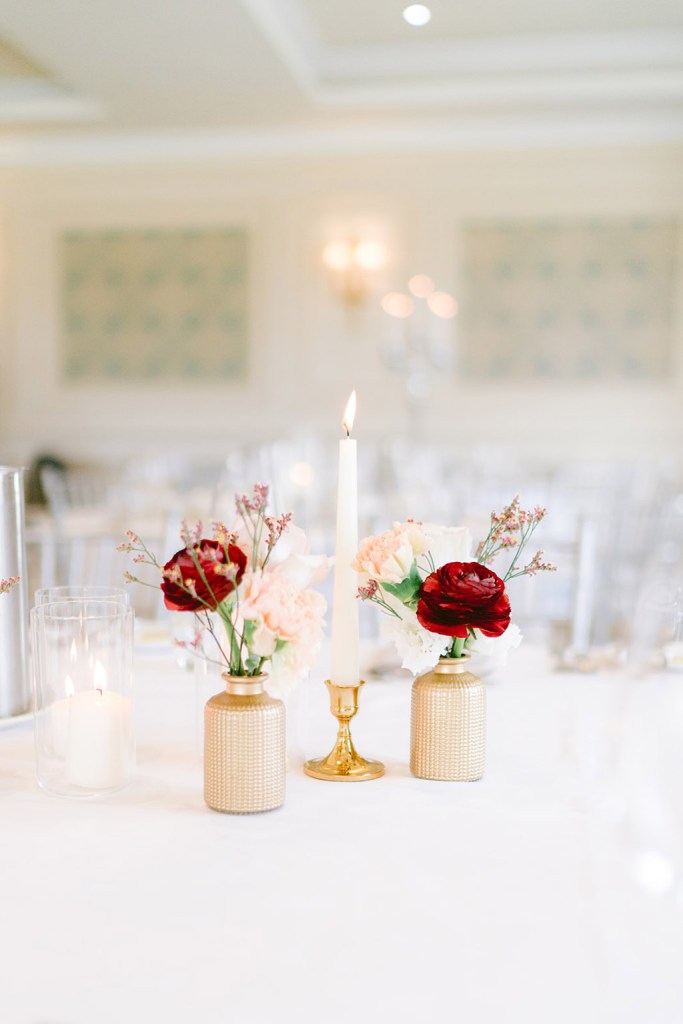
59,227,249,381
459,220,678,380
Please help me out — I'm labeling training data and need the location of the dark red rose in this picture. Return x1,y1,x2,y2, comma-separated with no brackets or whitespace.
416,561,511,638
161,540,247,612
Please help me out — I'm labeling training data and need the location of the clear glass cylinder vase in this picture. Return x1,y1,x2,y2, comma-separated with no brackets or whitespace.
0,465,30,719
410,655,486,781
204,673,285,813
31,599,135,797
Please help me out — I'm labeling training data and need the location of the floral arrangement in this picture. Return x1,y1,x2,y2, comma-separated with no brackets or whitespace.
0,576,19,595
119,484,328,686
355,497,556,675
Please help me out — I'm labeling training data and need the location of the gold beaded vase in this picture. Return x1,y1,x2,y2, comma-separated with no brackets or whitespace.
410,655,485,782
204,673,285,813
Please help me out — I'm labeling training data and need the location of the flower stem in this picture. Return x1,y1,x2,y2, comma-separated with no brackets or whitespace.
451,636,465,658
216,606,243,674
201,612,231,667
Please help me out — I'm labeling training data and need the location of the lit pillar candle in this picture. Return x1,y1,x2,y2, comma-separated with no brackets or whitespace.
330,391,360,685
50,675,75,758
64,661,131,790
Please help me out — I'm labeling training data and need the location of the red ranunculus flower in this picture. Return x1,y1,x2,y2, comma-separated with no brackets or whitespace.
416,561,511,638
161,540,247,612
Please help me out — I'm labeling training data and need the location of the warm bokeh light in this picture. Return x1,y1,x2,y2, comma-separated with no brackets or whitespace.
354,241,386,271
427,291,458,319
322,241,353,272
381,292,414,319
342,390,357,435
408,274,435,298
289,461,315,487
403,4,431,27
322,239,385,273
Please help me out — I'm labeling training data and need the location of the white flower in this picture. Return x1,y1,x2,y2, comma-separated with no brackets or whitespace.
275,552,330,589
420,524,472,570
267,646,311,700
381,609,450,676
466,623,523,660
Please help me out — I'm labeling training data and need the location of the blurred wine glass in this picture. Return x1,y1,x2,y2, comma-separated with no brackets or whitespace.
628,576,683,675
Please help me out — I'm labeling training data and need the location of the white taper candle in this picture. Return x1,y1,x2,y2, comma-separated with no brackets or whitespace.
330,391,360,685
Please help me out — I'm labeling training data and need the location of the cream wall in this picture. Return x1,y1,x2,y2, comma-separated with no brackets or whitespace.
1,142,682,467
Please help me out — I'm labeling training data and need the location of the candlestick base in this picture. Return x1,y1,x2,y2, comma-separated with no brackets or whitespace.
304,679,385,782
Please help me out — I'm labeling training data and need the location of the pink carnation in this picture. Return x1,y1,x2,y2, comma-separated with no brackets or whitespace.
354,522,428,584
240,570,326,674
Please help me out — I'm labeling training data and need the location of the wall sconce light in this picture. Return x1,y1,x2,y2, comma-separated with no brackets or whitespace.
322,239,387,306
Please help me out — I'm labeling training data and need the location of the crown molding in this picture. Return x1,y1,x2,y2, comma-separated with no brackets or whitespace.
321,30,683,79
0,78,102,124
0,110,682,168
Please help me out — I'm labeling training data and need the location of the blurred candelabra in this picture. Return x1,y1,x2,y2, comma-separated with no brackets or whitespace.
380,274,458,414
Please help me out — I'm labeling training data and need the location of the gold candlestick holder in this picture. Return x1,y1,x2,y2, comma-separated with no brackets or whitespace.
304,679,385,782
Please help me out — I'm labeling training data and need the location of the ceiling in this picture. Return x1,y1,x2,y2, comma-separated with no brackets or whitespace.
0,0,681,161
304,0,683,44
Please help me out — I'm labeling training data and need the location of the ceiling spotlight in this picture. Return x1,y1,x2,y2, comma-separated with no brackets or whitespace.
403,4,431,27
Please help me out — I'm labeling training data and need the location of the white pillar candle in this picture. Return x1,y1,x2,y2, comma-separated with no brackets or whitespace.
330,391,360,685
64,662,131,790
50,675,75,758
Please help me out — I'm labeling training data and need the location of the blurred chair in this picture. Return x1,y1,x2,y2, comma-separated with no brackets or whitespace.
24,442,681,656
27,462,166,617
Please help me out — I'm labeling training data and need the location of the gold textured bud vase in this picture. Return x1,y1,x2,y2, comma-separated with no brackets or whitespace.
410,655,485,782
204,673,285,813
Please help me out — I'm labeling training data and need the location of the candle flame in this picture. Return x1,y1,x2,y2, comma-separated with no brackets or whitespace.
93,660,107,692
342,390,357,437
65,675,75,698
69,639,77,663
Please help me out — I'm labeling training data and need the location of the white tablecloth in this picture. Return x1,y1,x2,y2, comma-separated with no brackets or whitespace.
1,646,682,1024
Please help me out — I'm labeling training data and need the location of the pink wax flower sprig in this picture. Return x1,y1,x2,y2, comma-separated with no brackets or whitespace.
0,576,20,595
118,484,328,688
235,482,293,571
475,496,557,582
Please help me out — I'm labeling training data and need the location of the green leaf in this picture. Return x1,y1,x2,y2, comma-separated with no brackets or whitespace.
380,562,423,611
242,618,257,649
245,653,262,673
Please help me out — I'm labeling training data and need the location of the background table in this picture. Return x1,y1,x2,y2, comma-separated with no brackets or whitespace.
1,645,682,1024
